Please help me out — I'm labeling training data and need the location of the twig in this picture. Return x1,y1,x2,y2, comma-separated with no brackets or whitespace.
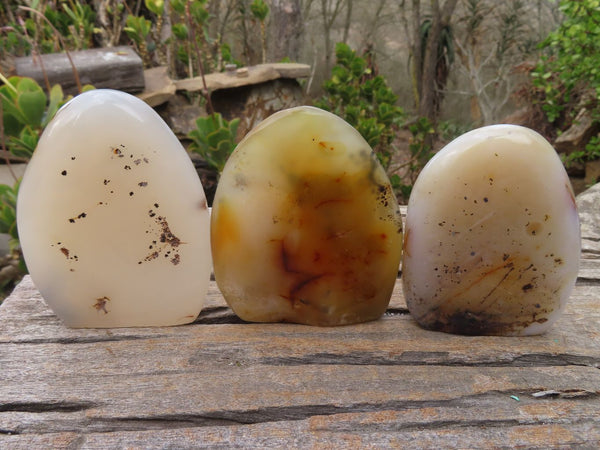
185,0,215,117
15,15,52,95
18,6,82,94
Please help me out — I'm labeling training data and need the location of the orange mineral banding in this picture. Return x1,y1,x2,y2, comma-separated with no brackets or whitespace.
211,106,403,326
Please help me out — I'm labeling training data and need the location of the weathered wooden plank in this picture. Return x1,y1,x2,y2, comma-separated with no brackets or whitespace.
1,229,599,446
1,279,599,367
0,362,598,428
0,364,598,443
2,401,600,449
1,285,598,368
14,46,145,94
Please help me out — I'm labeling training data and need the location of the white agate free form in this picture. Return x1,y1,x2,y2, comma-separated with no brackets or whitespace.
402,124,580,336
17,89,211,328
211,106,403,326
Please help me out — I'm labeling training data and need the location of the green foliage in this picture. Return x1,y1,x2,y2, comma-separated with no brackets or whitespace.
394,117,436,201
0,1,97,56
532,0,600,124
563,135,600,168
144,0,165,17
0,75,83,271
188,113,239,175
438,119,472,143
0,180,20,252
0,179,26,292
1,76,70,160
61,0,97,49
316,43,405,170
124,15,152,46
250,0,269,21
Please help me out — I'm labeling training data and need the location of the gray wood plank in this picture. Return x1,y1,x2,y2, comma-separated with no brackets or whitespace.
1,243,599,447
14,46,145,94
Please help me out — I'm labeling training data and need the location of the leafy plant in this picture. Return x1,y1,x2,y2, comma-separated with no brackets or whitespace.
61,0,97,50
392,117,436,202
1,75,69,160
124,14,153,65
0,177,25,293
188,113,239,175
563,135,600,168
0,75,86,286
316,42,405,171
532,0,600,145
0,1,98,57
0,180,20,253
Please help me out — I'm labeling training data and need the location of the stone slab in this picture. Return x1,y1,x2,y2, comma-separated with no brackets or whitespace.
175,63,310,93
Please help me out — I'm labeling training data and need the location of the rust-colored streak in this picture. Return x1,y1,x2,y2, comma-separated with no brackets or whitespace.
566,183,577,210
314,198,352,209
141,214,184,265
318,141,335,151
60,247,70,258
158,218,181,247
290,274,325,301
274,239,326,308
437,258,516,307
403,227,412,257
480,265,515,307
278,239,300,274
93,296,110,314
144,251,159,262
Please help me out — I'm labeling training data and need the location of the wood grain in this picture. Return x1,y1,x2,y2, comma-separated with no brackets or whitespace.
1,243,599,447
14,46,145,95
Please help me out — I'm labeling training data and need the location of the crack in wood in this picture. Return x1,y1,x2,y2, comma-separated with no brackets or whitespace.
576,277,600,286
384,307,410,316
0,428,19,435
259,352,600,368
314,418,526,433
191,307,410,325
193,307,248,325
8,335,167,345
8,390,599,435
0,401,98,413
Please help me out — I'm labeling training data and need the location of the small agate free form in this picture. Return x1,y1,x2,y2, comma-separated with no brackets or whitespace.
211,106,403,326
17,89,212,327
402,124,580,335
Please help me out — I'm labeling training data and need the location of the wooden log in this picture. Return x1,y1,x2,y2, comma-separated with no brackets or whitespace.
14,46,145,95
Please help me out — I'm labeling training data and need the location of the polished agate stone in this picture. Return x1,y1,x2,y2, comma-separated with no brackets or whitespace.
17,89,211,327
402,124,580,335
211,106,403,325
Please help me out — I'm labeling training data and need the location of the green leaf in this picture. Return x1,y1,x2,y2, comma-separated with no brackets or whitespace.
43,84,65,127
187,113,238,173
16,78,46,127
172,23,188,40
1,82,28,128
145,0,165,16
